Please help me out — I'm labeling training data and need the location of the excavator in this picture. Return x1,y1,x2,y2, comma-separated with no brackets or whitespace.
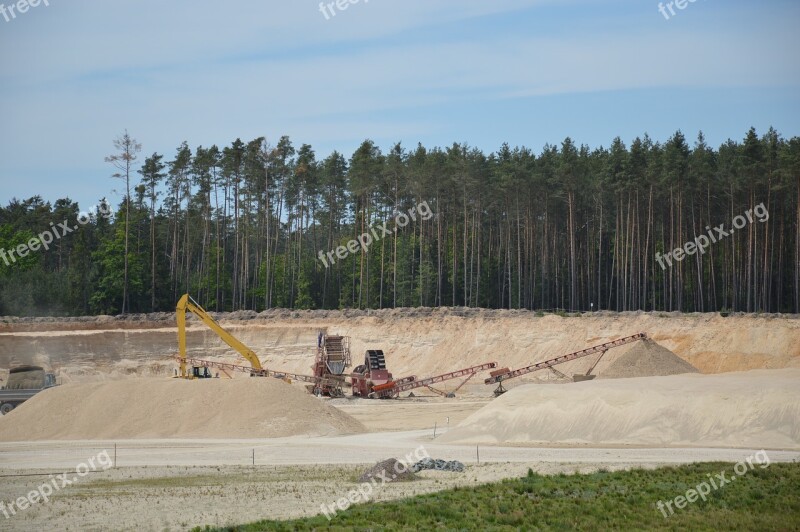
174,294,351,395
176,294,263,379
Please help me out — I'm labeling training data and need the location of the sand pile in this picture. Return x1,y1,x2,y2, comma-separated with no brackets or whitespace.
438,369,800,449
0,378,365,441
600,339,699,379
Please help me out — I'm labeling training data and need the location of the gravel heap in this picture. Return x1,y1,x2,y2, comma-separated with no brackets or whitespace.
600,339,699,379
358,458,417,483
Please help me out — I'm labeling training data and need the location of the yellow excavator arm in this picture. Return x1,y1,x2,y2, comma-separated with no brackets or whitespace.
176,294,263,377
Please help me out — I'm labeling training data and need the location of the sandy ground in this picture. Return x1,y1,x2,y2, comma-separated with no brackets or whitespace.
2,432,799,532
1,393,799,531
0,312,798,530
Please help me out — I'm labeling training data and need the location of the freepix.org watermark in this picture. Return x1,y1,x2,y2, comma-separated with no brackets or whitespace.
320,445,430,520
656,203,768,271
656,450,770,518
318,0,369,21
0,201,111,268
0,0,49,23
658,0,698,21
318,201,433,269
1,449,113,519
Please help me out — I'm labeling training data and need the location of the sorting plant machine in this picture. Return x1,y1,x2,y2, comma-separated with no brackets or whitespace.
175,293,494,400
311,334,351,397
351,348,497,399
371,362,498,398
350,349,395,397
485,333,648,395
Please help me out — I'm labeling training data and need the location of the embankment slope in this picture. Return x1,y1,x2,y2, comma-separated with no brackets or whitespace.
0,310,797,383
438,368,800,449
0,377,366,441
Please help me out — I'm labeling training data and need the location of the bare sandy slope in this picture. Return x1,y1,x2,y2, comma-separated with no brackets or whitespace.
439,368,800,449
1,311,798,386
0,378,365,441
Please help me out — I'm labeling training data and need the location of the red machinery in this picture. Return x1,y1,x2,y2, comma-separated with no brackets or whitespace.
351,349,397,397
372,362,498,399
311,334,352,397
354,357,497,399
484,332,648,395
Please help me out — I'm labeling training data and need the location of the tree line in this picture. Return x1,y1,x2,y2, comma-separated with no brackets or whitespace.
0,127,798,316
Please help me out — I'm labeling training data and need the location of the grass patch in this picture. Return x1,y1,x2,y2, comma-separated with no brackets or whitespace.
198,462,800,531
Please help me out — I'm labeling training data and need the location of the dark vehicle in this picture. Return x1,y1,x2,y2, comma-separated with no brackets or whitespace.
0,365,58,415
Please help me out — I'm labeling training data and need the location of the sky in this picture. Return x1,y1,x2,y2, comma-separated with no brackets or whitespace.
0,0,798,210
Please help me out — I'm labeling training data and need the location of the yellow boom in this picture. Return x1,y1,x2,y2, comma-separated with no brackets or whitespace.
176,294,263,377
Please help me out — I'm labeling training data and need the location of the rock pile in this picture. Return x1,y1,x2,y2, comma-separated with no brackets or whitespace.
357,458,418,483
411,458,465,472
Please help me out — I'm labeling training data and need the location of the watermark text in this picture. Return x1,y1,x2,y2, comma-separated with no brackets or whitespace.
656,203,768,270
0,201,112,268
319,0,369,21
656,449,770,518
1,0,49,23
318,201,433,268
1,449,113,519
658,0,698,21
320,445,429,520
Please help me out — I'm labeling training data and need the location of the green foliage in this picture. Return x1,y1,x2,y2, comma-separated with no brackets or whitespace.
2,126,800,315
294,267,314,310
202,462,800,531
0,225,41,274
90,225,145,314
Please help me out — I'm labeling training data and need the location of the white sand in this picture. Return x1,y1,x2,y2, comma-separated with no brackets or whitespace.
0,377,365,441
438,368,800,449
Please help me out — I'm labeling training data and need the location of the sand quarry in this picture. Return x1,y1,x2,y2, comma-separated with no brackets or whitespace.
0,309,799,531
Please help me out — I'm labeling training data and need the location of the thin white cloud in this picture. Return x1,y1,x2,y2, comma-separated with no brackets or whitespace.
0,0,551,84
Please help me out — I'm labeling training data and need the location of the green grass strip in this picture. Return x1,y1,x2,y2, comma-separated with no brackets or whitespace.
197,461,800,531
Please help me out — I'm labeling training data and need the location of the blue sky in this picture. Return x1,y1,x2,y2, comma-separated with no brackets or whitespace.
0,0,798,210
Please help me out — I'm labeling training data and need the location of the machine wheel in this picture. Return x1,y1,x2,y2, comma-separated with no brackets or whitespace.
0,403,15,415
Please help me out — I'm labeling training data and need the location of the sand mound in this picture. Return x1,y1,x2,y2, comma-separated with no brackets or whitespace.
0,378,365,441
438,369,800,449
600,339,699,379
